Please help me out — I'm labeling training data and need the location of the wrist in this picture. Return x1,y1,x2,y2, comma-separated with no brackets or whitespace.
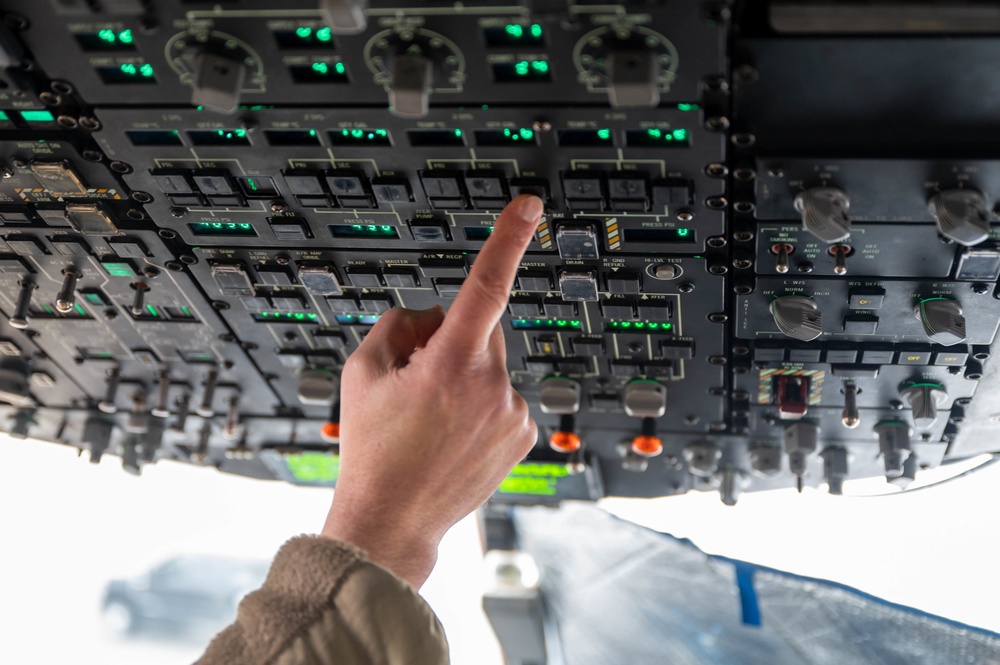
321,496,441,588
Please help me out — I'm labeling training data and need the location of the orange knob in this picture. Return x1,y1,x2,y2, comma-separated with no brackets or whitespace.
631,434,663,457
321,422,340,443
549,431,582,453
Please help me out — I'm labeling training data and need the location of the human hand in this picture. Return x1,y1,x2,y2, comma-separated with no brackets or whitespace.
321,195,544,588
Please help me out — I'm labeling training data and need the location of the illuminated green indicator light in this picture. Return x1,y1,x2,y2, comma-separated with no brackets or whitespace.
22,110,55,123
285,452,340,484
181,307,192,318
246,178,259,191
493,24,543,46
99,29,116,42
120,63,136,75
317,27,333,42
605,321,673,333
676,103,700,112
253,312,320,323
74,304,87,316
118,29,133,44
312,62,329,74
597,128,611,140
146,305,159,318
83,293,104,305
454,128,462,137
296,26,313,38
677,228,690,236
511,318,582,330
498,462,569,497
0,112,7,121
335,62,346,74
103,262,133,277
505,59,550,81
140,63,154,77
43,305,54,315
309,129,317,136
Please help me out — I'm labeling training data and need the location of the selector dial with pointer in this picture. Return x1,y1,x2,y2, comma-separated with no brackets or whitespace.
914,298,966,346
770,295,822,342
929,189,991,246
364,27,465,118
794,187,851,243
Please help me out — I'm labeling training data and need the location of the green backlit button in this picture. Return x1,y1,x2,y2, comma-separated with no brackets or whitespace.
81,290,109,306
21,110,55,123
101,260,136,277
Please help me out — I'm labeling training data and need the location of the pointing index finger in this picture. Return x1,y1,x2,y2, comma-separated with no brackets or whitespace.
433,195,543,355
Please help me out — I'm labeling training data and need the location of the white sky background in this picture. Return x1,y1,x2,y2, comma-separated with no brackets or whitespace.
1,437,997,665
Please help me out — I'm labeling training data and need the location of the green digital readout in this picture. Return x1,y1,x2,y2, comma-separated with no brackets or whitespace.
498,462,570,497
493,59,551,82
676,103,700,112
475,127,537,147
189,222,257,237
97,63,155,84
252,312,320,323
626,128,690,148
329,128,391,146
330,224,399,238
511,318,582,330
289,61,349,84
275,26,334,48
484,23,544,46
76,29,136,51
187,128,250,146
285,452,340,485
605,321,674,332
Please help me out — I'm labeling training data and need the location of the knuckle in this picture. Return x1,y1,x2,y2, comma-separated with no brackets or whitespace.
469,270,512,311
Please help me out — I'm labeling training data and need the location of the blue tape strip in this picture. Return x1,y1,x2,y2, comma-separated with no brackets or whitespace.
735,561,761,627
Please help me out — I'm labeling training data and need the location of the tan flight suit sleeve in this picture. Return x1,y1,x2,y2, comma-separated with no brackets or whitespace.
196,536,450,665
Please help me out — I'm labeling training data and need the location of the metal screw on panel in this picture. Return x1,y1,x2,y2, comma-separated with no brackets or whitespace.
270,201,288,213
531,120,552,132
678,282,695,293
677,210,695,222
169,207,187,218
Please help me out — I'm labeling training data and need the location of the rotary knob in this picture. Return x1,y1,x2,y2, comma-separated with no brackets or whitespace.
929,189,990,247
874,420,912,478
899,382,947,429
914,298,966,346
794,187,851,243
770,295,822,342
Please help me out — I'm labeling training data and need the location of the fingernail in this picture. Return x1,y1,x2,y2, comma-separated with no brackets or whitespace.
515,195,544,225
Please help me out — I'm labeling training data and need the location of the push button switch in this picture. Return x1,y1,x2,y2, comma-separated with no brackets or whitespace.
848,288,885,309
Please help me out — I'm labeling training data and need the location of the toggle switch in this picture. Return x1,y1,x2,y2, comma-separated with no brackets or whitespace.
196,369,219,418
55,269,81,313
784,420,819,492
151,371,171,418
874,420,912,479
821,446,850,495
9,279,36,329
841,381,860,429
98,366,121,414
